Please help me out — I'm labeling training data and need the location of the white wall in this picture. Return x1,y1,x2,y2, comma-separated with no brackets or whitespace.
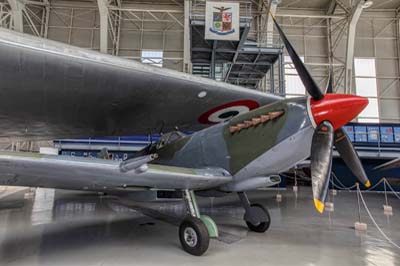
46,0,184,71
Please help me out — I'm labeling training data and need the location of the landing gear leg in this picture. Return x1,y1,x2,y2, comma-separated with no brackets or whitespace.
179,190,218,256
238,192,271,233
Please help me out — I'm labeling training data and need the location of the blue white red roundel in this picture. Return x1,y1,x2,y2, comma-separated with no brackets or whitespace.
198,100,260,124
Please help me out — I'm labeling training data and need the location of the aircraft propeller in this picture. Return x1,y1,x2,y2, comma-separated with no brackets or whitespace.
271,15,371,213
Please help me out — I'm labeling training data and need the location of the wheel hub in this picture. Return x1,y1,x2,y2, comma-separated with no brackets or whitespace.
183,227,198,247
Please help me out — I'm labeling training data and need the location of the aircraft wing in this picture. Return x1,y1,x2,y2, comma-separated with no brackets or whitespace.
0,28,281,141
374,157,400,171
0,151,232,192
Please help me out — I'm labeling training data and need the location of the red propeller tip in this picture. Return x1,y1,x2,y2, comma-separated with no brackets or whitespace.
310,94,368,130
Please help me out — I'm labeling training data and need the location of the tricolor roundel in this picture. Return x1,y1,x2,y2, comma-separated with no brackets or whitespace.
198,100,260,124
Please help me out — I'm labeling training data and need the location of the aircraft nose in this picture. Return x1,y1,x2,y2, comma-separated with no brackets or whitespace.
310,94,369,130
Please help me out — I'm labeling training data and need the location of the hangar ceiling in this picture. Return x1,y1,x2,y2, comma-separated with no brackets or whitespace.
279,0,400,10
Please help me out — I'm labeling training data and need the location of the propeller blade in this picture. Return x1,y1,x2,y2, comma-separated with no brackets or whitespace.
326,66,333,93
334,128,371,188
311,121,334,213
271,15,324,100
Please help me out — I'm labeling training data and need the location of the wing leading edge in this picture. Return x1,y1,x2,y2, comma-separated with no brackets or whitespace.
0,151,232,192
0,28,281,141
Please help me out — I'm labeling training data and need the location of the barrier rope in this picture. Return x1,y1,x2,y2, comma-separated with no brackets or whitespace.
330,172,357,190
357,184,400,249
330,179,355,190
364,178,386,192
331,173,387,192
383,178,400,200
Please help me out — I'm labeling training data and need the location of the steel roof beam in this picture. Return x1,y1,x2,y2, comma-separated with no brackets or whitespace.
326,0,337,93
97,0,109,53
7,0,24,32
275,13,345,19
184,0,191,73
224,24,251,82
266,0,279,46
192,47,281,54
344,0,366,94
327,0,337,14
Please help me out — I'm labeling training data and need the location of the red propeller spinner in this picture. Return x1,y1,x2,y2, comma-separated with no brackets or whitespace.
310,94,369,130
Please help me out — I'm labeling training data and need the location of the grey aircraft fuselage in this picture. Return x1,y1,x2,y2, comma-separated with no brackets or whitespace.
151,97,315,191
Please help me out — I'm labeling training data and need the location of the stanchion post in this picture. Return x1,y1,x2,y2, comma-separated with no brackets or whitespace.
330,173,337,195
383,178,393,215
356,183,361,222
325,173,334,212
276,181,282,202
293,167,298,193
384,178,388,206
355,183,367,231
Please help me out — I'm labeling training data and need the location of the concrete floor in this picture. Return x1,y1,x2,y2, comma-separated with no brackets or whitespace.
0,186,398,266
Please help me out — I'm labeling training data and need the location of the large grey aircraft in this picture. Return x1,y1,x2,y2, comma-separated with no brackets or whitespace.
0,16,371,255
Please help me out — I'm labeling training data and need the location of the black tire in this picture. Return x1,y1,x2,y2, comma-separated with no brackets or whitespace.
245,203,271,233
179,216,210,256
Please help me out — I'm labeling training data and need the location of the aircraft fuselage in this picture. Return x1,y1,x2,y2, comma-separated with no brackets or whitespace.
152,97,315,191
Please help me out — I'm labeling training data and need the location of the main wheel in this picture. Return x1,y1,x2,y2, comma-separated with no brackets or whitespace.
245,203,271,233
179,216,210,256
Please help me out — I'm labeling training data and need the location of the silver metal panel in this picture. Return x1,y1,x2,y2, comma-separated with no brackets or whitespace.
220,176,281,192
0,151,232,192
161,122,230,170
0,27,281,141
234,126,314,180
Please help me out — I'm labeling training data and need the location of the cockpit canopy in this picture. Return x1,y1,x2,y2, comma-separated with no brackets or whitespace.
156,131,187,150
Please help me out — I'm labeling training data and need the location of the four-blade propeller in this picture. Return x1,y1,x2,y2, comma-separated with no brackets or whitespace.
271,15,371,213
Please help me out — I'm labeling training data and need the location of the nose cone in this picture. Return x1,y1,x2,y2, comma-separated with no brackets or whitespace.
310,94,368,130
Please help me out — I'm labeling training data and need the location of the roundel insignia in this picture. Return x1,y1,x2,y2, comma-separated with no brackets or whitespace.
198,100,260,124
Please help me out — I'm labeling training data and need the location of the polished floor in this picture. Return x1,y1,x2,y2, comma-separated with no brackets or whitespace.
0,186,398,266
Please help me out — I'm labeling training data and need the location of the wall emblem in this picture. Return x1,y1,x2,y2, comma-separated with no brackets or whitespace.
205,2,239,41
210,7,234,36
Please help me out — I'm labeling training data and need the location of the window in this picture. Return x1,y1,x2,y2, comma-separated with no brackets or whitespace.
141,50,163,67
394,127,400,143
343,125,355,142
354,58,379,122
214,64,223,81
192,64,211,78
354,126,367,142
380,126,394,143
284,56,305,98
367,126,379,142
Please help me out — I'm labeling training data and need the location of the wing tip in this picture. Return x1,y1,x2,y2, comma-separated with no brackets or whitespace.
314,198,325,214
